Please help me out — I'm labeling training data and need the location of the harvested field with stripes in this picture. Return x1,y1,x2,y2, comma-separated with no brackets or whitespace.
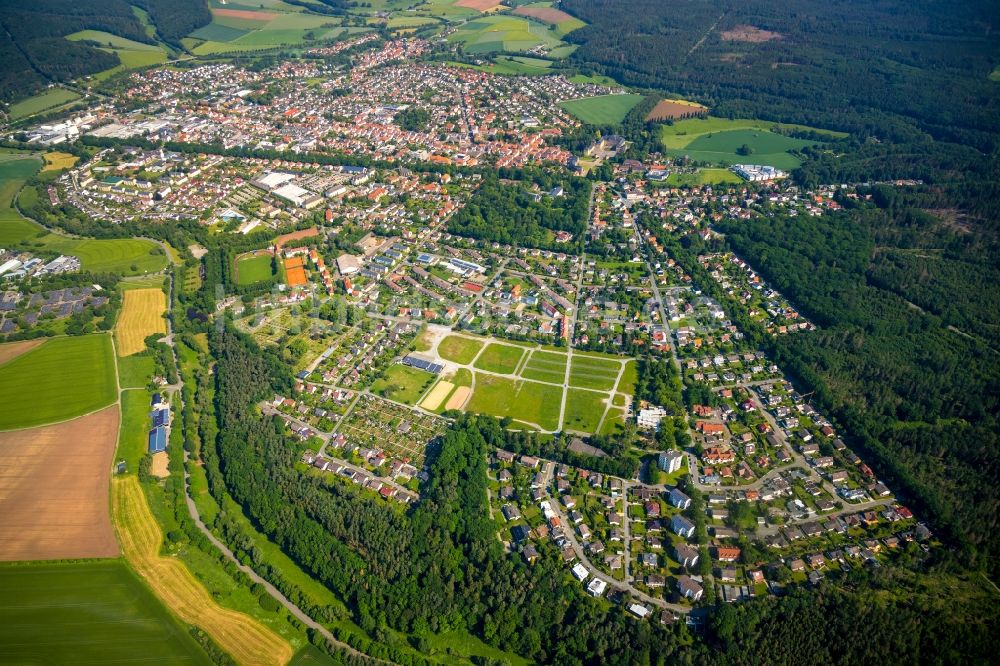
114,288,167,356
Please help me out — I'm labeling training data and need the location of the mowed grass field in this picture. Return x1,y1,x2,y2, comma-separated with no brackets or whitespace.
559,94,644,124
371,364,435,404
0,334,117,430
8,88,80,120
0,561,212,665
0,157,167,275
235,253,275,285
563,388,606,433
117,389,154,472
113,477,294,666
115,287,167,355
662,168,744,187
437,334,483,364
473,342,525,374
520,349,567,383
659,116,847,170
569,354,621,391
466,373,561,430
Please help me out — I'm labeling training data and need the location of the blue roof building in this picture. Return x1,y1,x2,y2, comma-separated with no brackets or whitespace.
152,408,170,428
148,426,167,453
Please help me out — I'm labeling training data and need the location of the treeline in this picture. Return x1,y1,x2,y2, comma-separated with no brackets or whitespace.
447,171,590,251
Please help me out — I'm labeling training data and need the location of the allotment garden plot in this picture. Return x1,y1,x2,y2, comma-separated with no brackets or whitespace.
337,395,446,467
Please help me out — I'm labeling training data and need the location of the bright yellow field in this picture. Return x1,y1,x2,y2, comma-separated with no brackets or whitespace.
112,477,293,666
41,151,78,172
115,288,167,355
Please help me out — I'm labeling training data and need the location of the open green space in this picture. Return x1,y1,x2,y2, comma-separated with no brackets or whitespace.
659,116,847,169
66,30,170,82
568,354,620,391
235,254,275,285
437,334,483,364
520,349,568,383
563,388,606,433
991,65,1000,82
9,89,81,120
0,561,211,665
371,364,435,405
617,359,638,395
663,168,744,187
423,629,531,666
0,158,167,275
448,15,565,54
466,373,562,430
117,388,154,471
598,408,626,435
472,342,524,374
0,334,117,430
559,94,643,124
67,30,162,51
118,352,156,389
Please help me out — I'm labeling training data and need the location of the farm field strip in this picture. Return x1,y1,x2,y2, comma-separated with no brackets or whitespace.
112,477,294,666
115,287,167,356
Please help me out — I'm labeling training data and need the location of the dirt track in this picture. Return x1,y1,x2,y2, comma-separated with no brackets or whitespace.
112,476,293,666
0,405,120,561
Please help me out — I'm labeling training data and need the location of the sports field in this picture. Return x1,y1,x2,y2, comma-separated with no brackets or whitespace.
559,94,644,125
659,116,847,169
0,560,212,664
438,334,483,364
113,476,294,666
466,373,561,430
420,379,455,410
371,364,435,404
473,342,525,374
0,405,119,561
115,287,167,355
236,253,275,285
284,255,308,286
0,334,117,430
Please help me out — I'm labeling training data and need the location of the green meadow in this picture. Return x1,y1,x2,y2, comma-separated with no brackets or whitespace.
559,94,644,124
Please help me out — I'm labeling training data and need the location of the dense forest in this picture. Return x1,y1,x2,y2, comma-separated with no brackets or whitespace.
0,0,210,101
561,0,1000,150
447,171,590,251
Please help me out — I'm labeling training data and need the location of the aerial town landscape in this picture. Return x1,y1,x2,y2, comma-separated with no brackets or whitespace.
0,1,997,665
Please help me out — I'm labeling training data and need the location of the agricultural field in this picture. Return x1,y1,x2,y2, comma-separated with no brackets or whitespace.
0,338,42,365
118,353,156,388
66,30,169,82
112,476,295,666
452,55,555,76
645,98,709,121
437,334,484,364
8,88,80,120
235,252,276,285
41,151,78,172
0,405,120,561
559,94,644,124
512,3,586,36
0,561,212,664
188,6,359,55
473,341,525,373
370,363,436,404
448,14,565,54
0,334,117,430
660,116,847,169
115,287,167,355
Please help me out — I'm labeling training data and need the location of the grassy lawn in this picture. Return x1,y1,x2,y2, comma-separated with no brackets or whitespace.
599,408,626,435
235,254,275,285
617,359,638,395
664,168,744,187
559,94,644,124
437,334,483,364
424,629,531,666
569,354,620,391
0,561,211,664
371,364,436,404
520,349,568,383
117,353,155,389
466,373,562,430
9,89,80,120
0,334,117,430
473,342,524,374
563,388,607,433
117,388,154,471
